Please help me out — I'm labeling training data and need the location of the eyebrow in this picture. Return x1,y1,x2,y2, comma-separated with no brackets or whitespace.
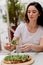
28,9,37,11
28,10,36,11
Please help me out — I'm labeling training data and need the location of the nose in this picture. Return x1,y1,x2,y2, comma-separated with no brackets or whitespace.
30,12,33,16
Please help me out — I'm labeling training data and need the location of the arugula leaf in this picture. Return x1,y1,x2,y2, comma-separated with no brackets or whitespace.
11,40,17,44
4,55,29,61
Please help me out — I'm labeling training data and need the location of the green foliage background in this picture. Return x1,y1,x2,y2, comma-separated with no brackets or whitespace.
8,0,25,27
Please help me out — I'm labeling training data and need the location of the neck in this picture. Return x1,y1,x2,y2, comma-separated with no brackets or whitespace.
28,21,38,29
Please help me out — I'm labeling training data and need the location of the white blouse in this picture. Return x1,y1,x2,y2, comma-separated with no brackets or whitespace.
14,22,43,45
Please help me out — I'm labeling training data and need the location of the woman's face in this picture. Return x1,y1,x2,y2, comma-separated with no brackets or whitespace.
27,5,40,22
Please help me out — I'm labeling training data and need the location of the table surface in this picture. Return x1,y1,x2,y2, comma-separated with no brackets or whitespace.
0,51,43,65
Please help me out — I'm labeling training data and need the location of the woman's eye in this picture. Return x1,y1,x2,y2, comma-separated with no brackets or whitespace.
27,11,36,13
33,11,36,13
28,11,30,13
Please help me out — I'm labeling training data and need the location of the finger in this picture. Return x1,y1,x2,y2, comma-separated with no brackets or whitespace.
21,48,28,52
20,46,29,52
19,44,27,48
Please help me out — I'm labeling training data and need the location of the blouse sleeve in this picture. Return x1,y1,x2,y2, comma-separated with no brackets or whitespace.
14,23,22,38
41,28,43,38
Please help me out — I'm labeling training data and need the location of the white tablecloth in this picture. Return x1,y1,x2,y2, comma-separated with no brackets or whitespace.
0,52,43,65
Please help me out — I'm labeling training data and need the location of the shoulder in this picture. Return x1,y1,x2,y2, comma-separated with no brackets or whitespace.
17,21,26,29
39,26,43,38
39,26,43,33
39,26,43,30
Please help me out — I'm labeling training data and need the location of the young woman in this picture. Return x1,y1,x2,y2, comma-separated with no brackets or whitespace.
5,2,43,52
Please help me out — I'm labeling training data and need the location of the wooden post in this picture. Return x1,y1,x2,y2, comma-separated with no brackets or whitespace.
6,0,11,42
0,7,2,51
0,34,2,51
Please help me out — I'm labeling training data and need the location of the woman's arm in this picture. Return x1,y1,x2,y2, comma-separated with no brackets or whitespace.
30,38,43,52
20,38,43,52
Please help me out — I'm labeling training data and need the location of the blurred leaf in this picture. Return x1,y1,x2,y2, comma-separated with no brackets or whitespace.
3,0,26,27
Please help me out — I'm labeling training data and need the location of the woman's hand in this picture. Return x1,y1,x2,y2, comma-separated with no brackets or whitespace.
4,43,15,51
20,43,43,52
19,43,31,52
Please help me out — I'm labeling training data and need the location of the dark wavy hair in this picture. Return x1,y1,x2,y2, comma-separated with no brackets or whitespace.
24,2,43,26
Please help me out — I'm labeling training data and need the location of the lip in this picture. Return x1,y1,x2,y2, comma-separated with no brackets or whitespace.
30,17,34,19
30,16,33,18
